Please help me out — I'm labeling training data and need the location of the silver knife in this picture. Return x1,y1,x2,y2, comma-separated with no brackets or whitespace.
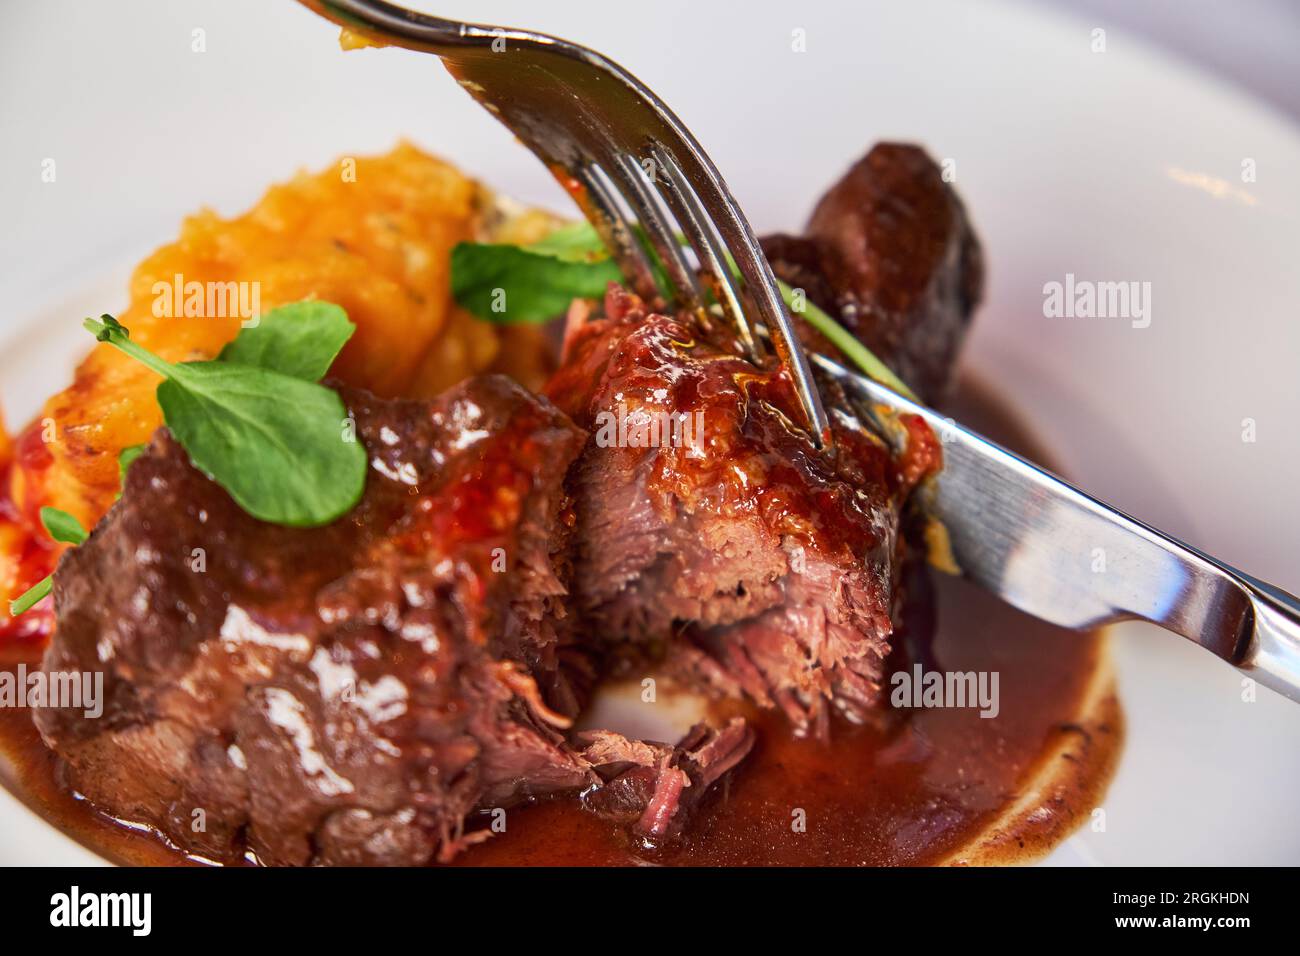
812,351,1300,704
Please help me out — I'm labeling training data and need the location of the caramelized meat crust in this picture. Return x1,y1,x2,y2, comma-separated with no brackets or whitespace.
36,377,594,864
546,287,940,733
35,375,754,863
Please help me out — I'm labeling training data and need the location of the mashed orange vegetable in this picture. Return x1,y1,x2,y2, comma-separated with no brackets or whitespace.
1,144,560,621
9,143,542,528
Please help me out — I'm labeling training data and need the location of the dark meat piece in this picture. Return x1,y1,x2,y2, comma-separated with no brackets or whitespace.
546,287,941,734
36,376,597,865
761,142,983,403
579,718,755,843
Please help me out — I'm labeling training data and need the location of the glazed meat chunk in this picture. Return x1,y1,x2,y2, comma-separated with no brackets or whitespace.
761,142,984,403
35,376,595,865
546,287,941,735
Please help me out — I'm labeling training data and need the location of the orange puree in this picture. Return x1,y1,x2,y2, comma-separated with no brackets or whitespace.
1,144,563,625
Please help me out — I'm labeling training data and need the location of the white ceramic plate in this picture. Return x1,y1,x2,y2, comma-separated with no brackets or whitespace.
2,0,1298,866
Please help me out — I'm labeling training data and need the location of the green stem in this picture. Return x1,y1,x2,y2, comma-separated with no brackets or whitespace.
83,317,183,383
9,575,51,616
713,244,919,401
776,282,919,402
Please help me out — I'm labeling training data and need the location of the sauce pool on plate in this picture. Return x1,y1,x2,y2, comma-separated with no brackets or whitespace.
0,376,1122,866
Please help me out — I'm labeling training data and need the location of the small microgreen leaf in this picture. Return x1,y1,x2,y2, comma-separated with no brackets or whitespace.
40,507,88,545
85,315,367,528
218,301,354,381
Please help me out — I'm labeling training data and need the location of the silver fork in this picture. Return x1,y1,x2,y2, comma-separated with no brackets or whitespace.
299,0,1300,704
298,0,830,445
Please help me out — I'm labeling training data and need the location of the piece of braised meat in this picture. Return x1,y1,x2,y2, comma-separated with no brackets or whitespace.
37,374,755,863
579,717,755,843
546,287,941,736
761,142,983,403
36,376,606,865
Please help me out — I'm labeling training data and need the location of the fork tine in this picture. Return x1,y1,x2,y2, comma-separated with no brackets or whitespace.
653,147,832,447
296,0,832,446
606,152,707,315
649,147,764,364
565,163,662,305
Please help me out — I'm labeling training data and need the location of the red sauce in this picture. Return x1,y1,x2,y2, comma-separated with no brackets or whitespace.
0,460,58,646
0,377,1122,866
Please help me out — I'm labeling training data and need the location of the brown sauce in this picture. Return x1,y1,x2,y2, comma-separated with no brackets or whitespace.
0,375,1122,866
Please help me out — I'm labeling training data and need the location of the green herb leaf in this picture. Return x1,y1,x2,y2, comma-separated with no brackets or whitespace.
9,304,367,617
450,241,622,324
218,301,354,381
40,507,88,545
8,577,51,616
118,444,145,485
85,316,367,528
524,222,613,263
